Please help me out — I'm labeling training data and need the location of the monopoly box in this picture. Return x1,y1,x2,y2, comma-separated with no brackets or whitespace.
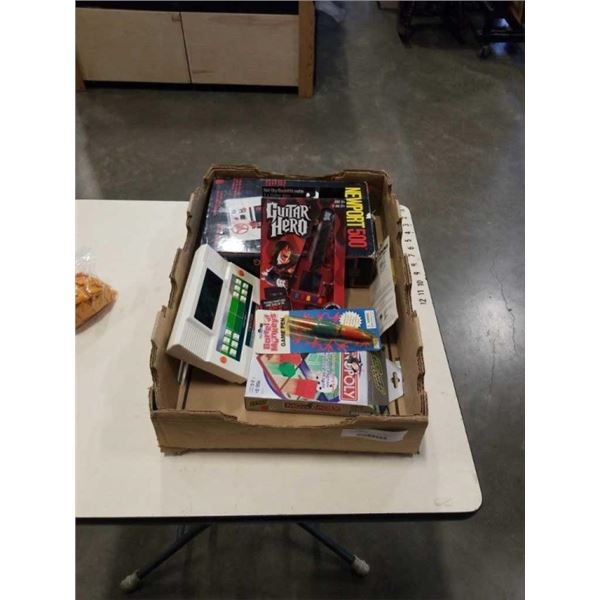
245,350,390,417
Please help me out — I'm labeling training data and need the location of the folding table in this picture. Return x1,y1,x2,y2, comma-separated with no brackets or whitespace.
76,199,481,592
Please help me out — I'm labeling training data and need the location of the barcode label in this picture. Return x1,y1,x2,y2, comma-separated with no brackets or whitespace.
364,310,377,329
341,429,408,442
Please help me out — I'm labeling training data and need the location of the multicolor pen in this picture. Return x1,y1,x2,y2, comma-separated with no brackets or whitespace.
284,316,376,344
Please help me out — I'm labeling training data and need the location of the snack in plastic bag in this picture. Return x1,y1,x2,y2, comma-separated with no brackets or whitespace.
76,250,117,329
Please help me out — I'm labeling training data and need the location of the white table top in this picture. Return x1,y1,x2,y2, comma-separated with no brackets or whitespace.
76,200,481,519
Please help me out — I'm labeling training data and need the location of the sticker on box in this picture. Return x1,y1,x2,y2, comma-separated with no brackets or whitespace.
224,196,262,242
340,429,408,442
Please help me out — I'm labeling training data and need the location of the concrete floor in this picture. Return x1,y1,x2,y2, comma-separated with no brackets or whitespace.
76,3,524,599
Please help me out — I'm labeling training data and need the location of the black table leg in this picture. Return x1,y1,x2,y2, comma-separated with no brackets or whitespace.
119,521,370,593
297,522,370,576
119,523,212,593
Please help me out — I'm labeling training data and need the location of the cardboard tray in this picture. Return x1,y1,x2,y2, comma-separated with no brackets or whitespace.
149,165,428,454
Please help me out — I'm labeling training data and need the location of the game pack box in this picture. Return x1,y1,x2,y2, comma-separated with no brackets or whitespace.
244,350,390,417
200,178,377,286
254,308,382,354
259,196,346,310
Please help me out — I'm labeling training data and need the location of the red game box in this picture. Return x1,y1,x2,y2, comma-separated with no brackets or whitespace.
259,196,346,310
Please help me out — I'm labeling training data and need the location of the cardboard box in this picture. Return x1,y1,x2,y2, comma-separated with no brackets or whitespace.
150,165,428,455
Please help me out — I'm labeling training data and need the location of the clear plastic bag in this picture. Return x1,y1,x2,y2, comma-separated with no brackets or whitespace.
75,249,117,329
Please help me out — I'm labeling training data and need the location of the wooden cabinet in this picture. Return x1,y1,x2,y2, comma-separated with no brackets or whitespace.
181,12,298,87
76,3,315,96
76,8,190,83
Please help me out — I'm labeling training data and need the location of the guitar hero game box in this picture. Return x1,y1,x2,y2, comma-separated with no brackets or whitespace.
259,195,346,310
200,177,377,286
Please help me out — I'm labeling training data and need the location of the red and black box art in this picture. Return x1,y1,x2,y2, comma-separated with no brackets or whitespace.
259,196,346,311
200,178,376,286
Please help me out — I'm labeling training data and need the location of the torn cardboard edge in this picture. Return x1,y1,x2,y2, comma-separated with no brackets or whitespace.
149,165,428,454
